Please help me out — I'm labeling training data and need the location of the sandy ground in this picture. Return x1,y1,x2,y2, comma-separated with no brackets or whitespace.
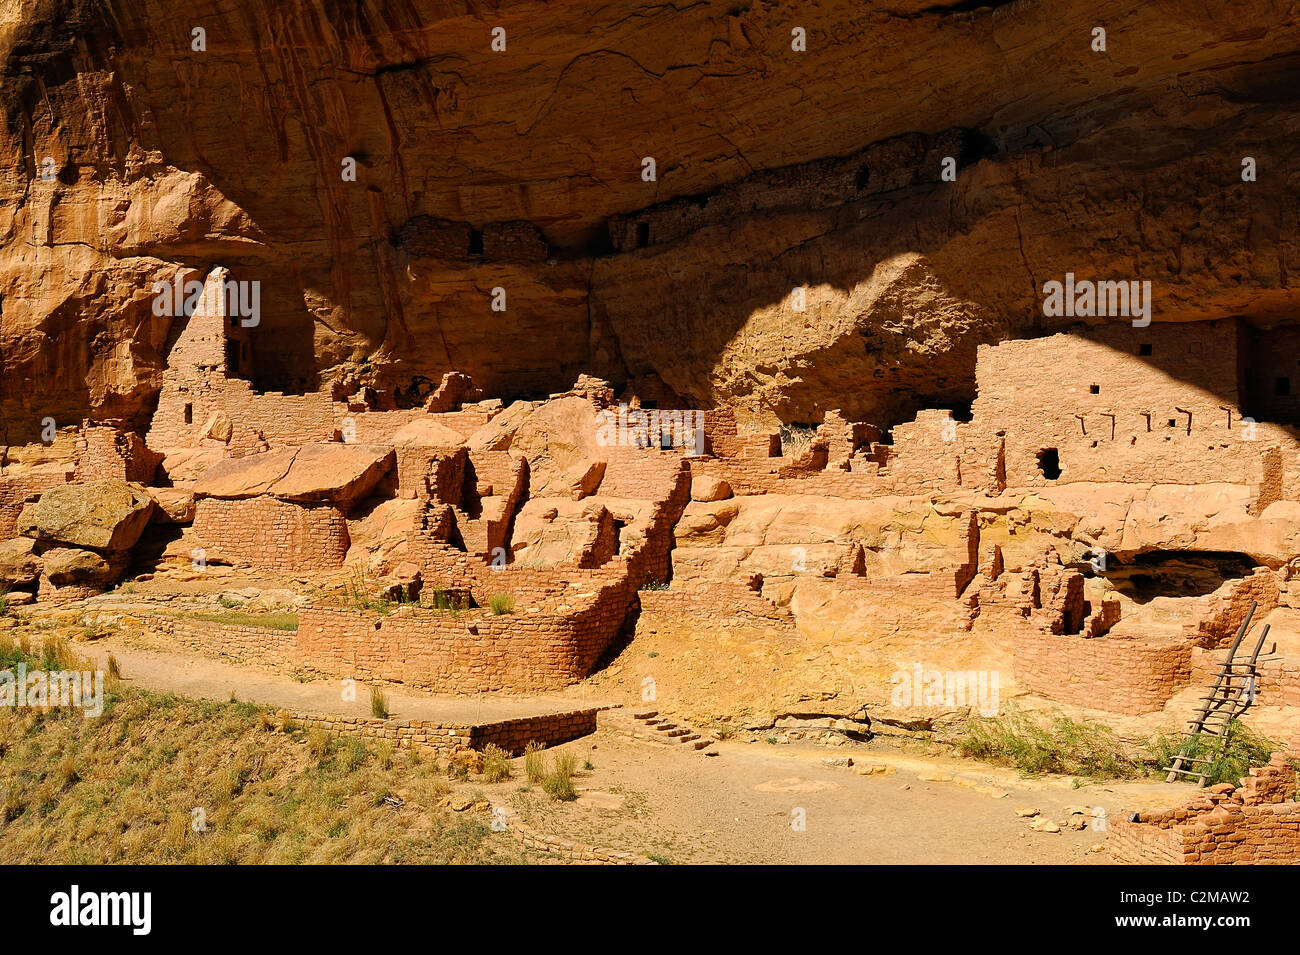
59,630,1195,865
478,725,1191,864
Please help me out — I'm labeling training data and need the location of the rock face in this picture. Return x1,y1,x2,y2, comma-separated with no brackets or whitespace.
194,445,395,510
0,537,40,587
17,481,155,551
3,1,1299,436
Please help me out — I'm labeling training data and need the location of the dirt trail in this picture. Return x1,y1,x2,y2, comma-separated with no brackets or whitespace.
79,640,611,724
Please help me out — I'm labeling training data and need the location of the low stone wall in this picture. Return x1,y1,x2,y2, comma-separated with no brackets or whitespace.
1012,629,1191,714
509,819,653,864
146,614,297,665
192,495,349,573
288,707,601,756
1111,755,1300,864
294,596,626,692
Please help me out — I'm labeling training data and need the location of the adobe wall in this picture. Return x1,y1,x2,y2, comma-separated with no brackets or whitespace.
74,421,163,483
143,614,297,665
1012,629,1192,714
396,446,466,502
1111,754,1300,864
638,584,795,628
294,584,628,692
0,470,68,538
288,708,600,756
192,496,349,573
969,321,1297,493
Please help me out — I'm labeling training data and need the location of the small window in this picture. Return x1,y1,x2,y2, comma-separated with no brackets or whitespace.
468,229,484,256
635,222,650,248
1037,448,1061,481
1277,377,1291,397
855,165,871,190
1168,419,1177,428
1138,343,1152,356
1189,341,1201,354
1089,384,1100,395
184,403,193,424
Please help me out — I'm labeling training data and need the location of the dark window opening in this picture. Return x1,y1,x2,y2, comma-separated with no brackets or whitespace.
225,339,240,373
1089,384,1100,394
1037,448,1061,480
1168,419,1177,428
948,400,974,423
1277,377,1291,397
1139,343,1152,356
855,165,871,190
635,222,650,248
468,229,484,256
183,403,193,425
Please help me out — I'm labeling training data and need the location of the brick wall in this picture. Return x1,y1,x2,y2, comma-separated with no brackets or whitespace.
1111,754,1300,864
192,496,349,572
288,707,600,756
1012,629,1192,714
74,421,163,483
294,584,630,692
0,470,68,538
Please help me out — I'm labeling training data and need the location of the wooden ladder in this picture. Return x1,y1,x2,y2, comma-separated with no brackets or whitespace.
1165,601,1275,787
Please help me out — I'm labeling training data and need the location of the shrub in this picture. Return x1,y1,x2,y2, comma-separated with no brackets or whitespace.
482,744,512,783
1146,719,1276,787
306,728,331,760
369,685,389,720
523,741,545,784
488,593,515,615
957,708,1141,779
543,751,578,801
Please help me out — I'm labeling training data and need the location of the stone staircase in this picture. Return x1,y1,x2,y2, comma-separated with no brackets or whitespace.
610,709,717,754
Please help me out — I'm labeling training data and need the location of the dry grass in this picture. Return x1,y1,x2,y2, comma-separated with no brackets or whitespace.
0,637,531,864
523,741,546,784
482,744,512,784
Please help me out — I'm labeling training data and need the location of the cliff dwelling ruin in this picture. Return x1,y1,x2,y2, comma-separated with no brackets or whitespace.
1,0,1299,878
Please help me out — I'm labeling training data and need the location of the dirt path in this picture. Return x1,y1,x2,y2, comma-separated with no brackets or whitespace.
80,640,612,724
484,726,1192,864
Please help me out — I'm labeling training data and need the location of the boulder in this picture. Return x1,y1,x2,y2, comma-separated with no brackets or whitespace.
0,537,41,587
691,475,733,502
147,487,196,523
390,419,466,447
40,546,122,587
17,480,155,551
194,444,395,510
465,399,539,453
503,396,607,495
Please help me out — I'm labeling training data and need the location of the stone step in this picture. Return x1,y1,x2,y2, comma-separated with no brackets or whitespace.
632,710,658,720
663,728,691,738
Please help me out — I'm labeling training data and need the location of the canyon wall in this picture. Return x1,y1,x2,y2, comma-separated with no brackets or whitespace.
2,0,1299,441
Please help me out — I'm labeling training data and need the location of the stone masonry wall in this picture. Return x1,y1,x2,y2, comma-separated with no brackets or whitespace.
192,496,349,573
1111,754,1300,864
294,590,628,692
1012,628,1192,714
